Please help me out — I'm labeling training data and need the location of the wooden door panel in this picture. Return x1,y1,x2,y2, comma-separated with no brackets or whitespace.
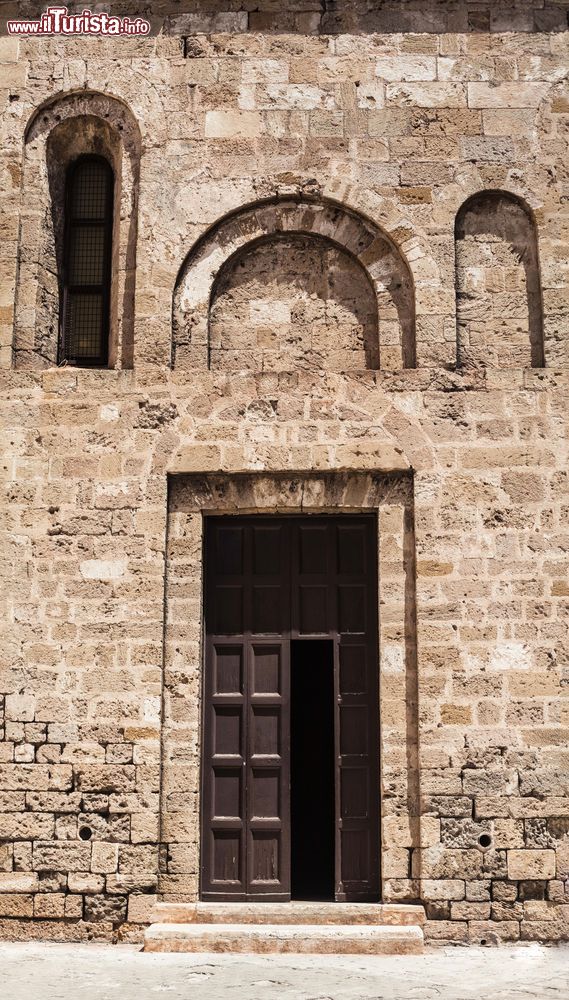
337,523,367,575
214,586,244,634
340,766,368,818
250,707,280,755
213,768,242,818
337,639,379,899
214,524,244,574
249,831,280,886
339,705,368,755
339,643,367,695
299,524,329,574
335,518,380,902
247,638,289,898
251,645,281,694
293,521,334,636
213,645,243,695
340,828,371,883
212,831,241,884
251,768,280,817
338,584,367,633
250,522,289,637
252,585,282,634
252,524,283,575
203,638,247,896
298,585,329,634
203,522,248,897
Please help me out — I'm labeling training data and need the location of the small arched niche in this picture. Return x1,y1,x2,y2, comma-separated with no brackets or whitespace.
210,232,379,372
14,91,141,370
173,198,415,372
455,191,544,369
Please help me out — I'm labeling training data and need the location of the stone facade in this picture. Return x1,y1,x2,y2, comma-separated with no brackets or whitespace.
1,0,569,945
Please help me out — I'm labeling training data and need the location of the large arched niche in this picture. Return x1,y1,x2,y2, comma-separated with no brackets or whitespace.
455,190,545,370
14,90,141,370
172,199,416,372
210,232,379,372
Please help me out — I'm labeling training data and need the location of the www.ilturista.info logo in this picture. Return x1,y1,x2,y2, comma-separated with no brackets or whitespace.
7,5,151,35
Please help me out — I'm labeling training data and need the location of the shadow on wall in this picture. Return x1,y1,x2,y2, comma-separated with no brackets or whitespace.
455,191,545,370
132,0,569,35
2,0,566,34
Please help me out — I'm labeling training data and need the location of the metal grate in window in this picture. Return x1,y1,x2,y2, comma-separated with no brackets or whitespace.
64,293,103,359
61,156,113,367
67,227,105,285
70,159,110,220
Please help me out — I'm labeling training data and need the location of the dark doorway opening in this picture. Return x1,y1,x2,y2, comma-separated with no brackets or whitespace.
291,639,335,901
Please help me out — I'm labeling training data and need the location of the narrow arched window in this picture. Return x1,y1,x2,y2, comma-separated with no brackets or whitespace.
61,156,114,366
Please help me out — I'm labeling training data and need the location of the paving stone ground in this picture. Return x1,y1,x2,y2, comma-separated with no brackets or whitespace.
1,943,568,1000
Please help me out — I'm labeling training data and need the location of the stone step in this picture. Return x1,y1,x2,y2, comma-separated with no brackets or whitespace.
150,901,426,927
144,922,424,955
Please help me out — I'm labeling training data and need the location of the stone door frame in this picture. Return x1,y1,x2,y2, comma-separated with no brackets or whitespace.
159,471,420,905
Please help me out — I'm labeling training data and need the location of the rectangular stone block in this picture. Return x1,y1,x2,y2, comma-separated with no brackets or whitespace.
65,895,84,919
0,62,26,87
34,893,66,919
0,813,55,839
466,881,491,902
0,765,72,791
127,893,158,923
508,850,556,880
376,56,437,82
118,845,157,874
0,894,33,918
424,919,468,942
205,111,263,138
0,873,38,893
0,37,19,61
91,843,119,875
420,879,465,901
556,844,569,879
106,874,158,894
75,766,135,794
160,813,196,843
33,842,91,873
468,920,520,942
0,792,25,814
130,812,160,844
451,902,491,920
387,83,466,108
468,83,550,109
68,874,105,894
5,695,35,722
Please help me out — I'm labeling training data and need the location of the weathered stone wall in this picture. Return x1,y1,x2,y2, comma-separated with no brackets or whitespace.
1,1,568,945
209,234,379,371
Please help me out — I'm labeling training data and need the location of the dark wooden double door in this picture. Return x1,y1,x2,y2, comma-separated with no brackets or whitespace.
202,515,380,902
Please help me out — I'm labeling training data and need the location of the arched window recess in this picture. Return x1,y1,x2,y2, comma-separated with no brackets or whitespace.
15,91,141,370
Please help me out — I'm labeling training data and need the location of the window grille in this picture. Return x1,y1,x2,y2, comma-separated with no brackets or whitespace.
61,157,113,366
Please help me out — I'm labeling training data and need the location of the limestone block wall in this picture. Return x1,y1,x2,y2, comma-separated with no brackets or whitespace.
209,234,380,372
0,0,568,945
